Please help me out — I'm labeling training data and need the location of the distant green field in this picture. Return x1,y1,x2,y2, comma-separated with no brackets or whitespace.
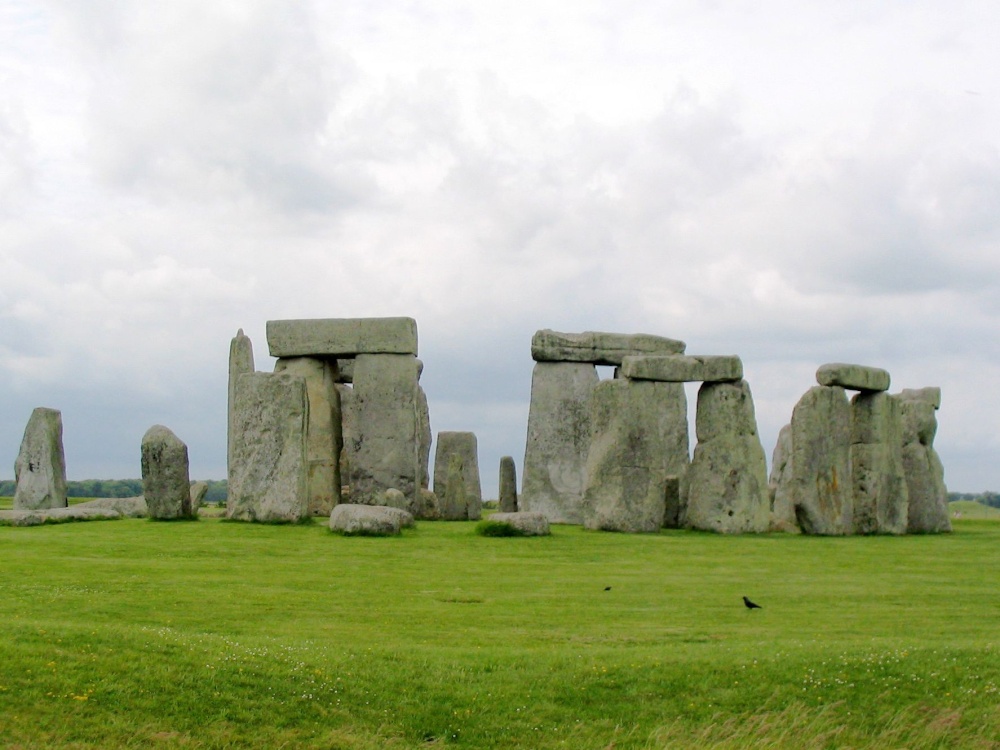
948,499,1000,519
0,517,997,749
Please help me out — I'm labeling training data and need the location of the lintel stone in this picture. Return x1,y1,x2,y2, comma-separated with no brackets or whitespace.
622,354,742,383
531,329,685,365
816,363,890,392
267,317,418,358
897,387,941,409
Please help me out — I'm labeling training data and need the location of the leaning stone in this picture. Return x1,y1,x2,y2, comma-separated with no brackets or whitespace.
190,482,208,511
13,407,68,511
767,424,798,531
531,330,685,365
267,317,418,357
520,362,599,524
487,512,550,536
329,503,413,535
816,363,890,392
621,354,742,383
228,372,309,523
498,456,519,513
141,425,194,520
228,329,255,479
432,432,483,511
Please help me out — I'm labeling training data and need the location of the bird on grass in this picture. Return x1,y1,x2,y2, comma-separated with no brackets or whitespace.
742,596,762,610
604,586,612,591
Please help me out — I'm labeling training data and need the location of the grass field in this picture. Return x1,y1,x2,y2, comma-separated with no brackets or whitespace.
0,513,998,749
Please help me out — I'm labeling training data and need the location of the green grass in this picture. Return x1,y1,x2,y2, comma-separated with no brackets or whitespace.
949,500,1000,519
0,517,998,748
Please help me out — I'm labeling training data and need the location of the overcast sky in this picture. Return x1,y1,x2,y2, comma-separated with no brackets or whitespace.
2,1,999,495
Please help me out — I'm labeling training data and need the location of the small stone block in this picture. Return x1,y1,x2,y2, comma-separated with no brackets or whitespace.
266,317,418,357
816,363,890,392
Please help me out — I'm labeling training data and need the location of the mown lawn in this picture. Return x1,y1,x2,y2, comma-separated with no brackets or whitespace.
0,514,997,748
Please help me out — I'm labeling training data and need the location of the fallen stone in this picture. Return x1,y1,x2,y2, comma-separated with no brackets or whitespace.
141,425,194,520
485,512,551,536
329,503,414,535
816,363,890,392
621,354,743,383
43,506,122,522
850,391,908,535
228,329,255,478
531,330,685,365
267,317,418,357
14,407,68,511
76,496,149,518
498,456,518,513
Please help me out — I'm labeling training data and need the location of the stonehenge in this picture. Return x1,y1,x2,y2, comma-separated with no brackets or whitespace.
433,432,483,521
141,425,194,520
14,407,68,511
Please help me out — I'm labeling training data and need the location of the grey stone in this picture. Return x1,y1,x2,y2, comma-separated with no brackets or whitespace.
439,454,469,521
816,363,890,392
582,379,689,533
228,372,309,523
337,383,357,492
787,386,853,535
417,488,440,520
189,481,208,512
850,391,908,535
417,379,432,490
329,503,413,535
684,380,770,534
896,390,950,533
498,456,518,513
898,389,939,446
767,424,799,532
42,506,122,522
141,425,194,520
274,357,343,516
348,354,421,512
486,512,551,536
0,509,45,526
381,487,407,511
520,362,599,524
228,329,255,478
13,407,68,511
336,359,355,384
899,387,941,410
267,317,418,357
621,354,743,383
432,432,483,510
76,496,148,518
531,329,685,365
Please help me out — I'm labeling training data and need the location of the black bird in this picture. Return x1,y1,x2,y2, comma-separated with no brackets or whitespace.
604,586,612,591
742,596,762,610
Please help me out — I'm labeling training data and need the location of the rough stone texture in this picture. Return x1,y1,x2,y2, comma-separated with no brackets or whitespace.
784,386,853,535
531,329,685,365
381,488,408,511
141,425,194,520
417,488,440,520
274,356,343,516
77,496,148,518
498,456,519,513
520,362,599,524
13,407,68,511
767,424,799,532
433,432,483,509
684,380,770,534
898,391,950,531
899,386,941,410
189,481,208,512
417,378,432,489
816,363,891,392
487,512,551,536
439,454,469,521
329,503,414,535
337,382,357,491
267,317,418,358
582,379,689,533
336,359,355,384
0,507,121,525
348,354,421,513
850,391,908,535
621,354,743,383
228,329,255,478
663,475,683,529
228,372,309,523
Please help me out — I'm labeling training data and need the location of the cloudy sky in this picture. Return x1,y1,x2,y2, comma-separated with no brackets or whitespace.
2,0,998,494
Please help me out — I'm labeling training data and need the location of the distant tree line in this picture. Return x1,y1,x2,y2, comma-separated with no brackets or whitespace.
948,491,1000,509
0,479,228,503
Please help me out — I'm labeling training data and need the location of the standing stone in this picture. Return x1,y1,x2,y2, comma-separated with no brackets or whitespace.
228,329,255,479
521,362,599,523
13,407,68,511
432,431,483,514
583,379,689,533
337,380,357,495
274,356,342,516
417,364,432,490
767,424,798,532
228,372,309,522
684,380,770,534
897,389,950,533
349,354,421,513
498,456,519,513
787,386,853,535
141,425,193,520
850,391,908,534
439,454,469,521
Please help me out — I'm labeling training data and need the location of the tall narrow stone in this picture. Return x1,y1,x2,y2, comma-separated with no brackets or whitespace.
498,456,519,513
850,391,908,534
417,361,432,489
767,424,798,531
13,407,68,511
521,362,599,523
228,372,309,522
898,389,950,533
433,432,483,513
337,380,357,495
141,425,193,519
228,329,255,478
439,454,469,521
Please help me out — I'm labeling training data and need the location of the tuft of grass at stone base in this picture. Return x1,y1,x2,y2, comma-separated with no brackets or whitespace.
475,519,527,537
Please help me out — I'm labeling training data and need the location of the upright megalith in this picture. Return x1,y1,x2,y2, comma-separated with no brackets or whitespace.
767,424,798,531
439,453,469,521
850,391,908,535
498,456,519,513
582,379,689,533
228,372,309,522
13,407,68,511
684,380,770,534
897,388,950,533
141,425,193,519
433,432,483,519
228,329,255,477
416,360,432,490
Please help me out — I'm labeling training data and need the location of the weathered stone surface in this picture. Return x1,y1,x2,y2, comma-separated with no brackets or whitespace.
228,372,309,523
13,407,68,511
531,330,685,365
348,354,421,512
583,379,689,533
663,475,683,528
274,357,342,516
337,382,357,490
43,506,122,522
381,487,408,511
141,425,194,520
432,432,482,509
684,380,770,534
850,391,908,535
417,378,432,489
896,390,950,533
190,482,208,512
417,488,440,520
621,354,743,383
77,496,148,518
228,329,255,477
487,512,550,536
498,456,518,513
329,503,413,535
439,454,469,521
816,363,890,392
787,386,853,535
0,509,45,526
267,317,418,357
336,359,355,384
767,424,799,532
899,387,941,410
521,362,599,524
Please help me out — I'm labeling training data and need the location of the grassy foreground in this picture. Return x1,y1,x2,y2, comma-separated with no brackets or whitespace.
0,516,997,749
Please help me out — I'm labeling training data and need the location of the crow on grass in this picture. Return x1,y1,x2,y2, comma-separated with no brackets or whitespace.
742,596,762,610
